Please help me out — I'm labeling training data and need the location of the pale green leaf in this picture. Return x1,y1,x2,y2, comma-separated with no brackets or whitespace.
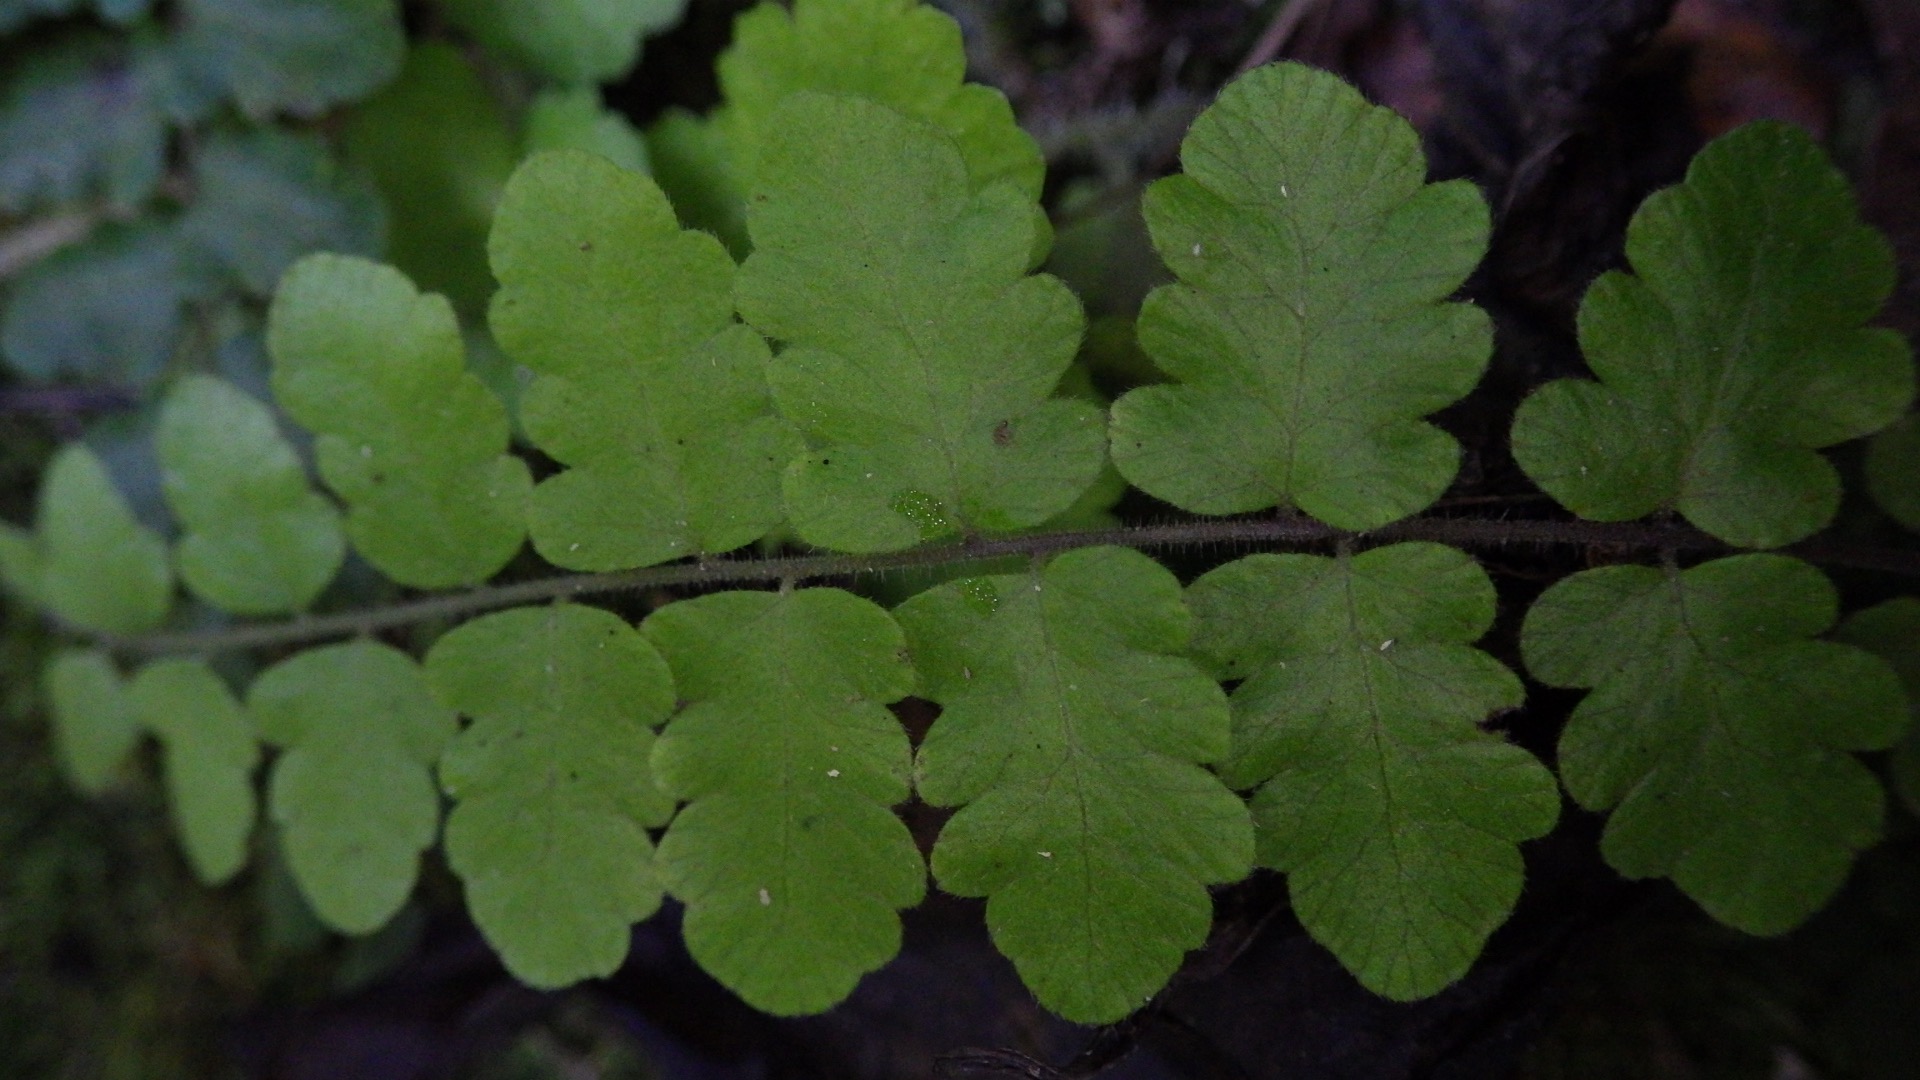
0,31,168,214
643,588,922,1015
267,254,531,588
156,374,343,615
1866,413,1920,533
1187,544,1556,1000
652,0,1045,258
1511,122,1915,548
30,444,172,635
44,650,139,794
898,546,1252,1023
343,43,518,314
718,0,1042,202
249,641,455,933
1109,62,1492,529
737,93,1104,553
426,606,676,987
1833,598,1920,817
129,659,259,885
488,151,798,570
523,87,649,174
182,126,386,297
438,0,687,84
1523,555,1907,933
1,221,195,391
175,0,404,119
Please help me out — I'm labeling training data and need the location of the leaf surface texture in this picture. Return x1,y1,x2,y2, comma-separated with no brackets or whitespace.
489,150,798,570
644,588,922,1015
898,546,1252,1022
1187,543,1556,998
1109,62,1492,529
426,605,677,986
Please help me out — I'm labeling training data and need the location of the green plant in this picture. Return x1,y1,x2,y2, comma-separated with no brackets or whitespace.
2,0,1916,1031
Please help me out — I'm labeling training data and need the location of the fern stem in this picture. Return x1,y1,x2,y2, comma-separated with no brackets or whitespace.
83,515,1917,657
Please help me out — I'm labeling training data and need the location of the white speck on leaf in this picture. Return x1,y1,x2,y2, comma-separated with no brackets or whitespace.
1379,639,1395,651
827,769,840,778
758,888,771,906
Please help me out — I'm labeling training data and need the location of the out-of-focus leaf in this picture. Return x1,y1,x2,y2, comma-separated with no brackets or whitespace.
343,43,517,314
1866,413,1920,533
44,649,139,794
736,93,1101,553
488,150,796,570
19,444,172,635
183,126,385,297
156,374,343,614
174,0,404,119
0,0,149,33
438,0,688,85
523,87,649,173
0,221,196,390
130,659,259,884
1834,598,1920,817
0,31,168,214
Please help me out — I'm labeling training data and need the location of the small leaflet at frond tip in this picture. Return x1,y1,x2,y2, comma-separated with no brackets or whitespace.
249,640,456,935
45,649,140,795
1524,555,1907,934
1834,598,1920,818
1866,413,1920,533
737,92,1103,553
425,604,678,987
1187,543,1554,1000
643,587,922,1015
129,659,260,886
29,444,172,636
1110,62,1492,530
157,374,344,615
1512,121,1916,549
267,253,530,589
899,546,1251,1023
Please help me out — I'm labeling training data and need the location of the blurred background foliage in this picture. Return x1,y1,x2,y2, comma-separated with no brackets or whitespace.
2,1,1919,1078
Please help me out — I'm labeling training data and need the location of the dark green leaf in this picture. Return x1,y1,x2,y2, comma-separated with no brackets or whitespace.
1524,555,1907,933
1511,122,1915,548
